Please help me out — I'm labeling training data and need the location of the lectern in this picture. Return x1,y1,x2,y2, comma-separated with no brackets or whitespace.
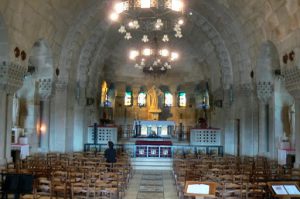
267,181,300,199
184,181,217,199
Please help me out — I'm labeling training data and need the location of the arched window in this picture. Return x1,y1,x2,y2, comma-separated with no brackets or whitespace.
124,91,133,106
178,92,186,107
101,81,110,107
138,92,147,107
164,92,173,107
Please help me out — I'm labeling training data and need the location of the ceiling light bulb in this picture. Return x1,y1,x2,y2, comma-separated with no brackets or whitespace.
162,35,169,42
143,48,152,56
175,32,183,38
118,25,126,33
129,50,139,60
125,32,132,40
141,0,151,8
171,52,179,61
155,18,163,29
160,49,169,57
142,35,149,42
178,19,184,25
128,21,134,28
171,0,183,12
114,2,125,14
133,20,140,29
110,12,119,21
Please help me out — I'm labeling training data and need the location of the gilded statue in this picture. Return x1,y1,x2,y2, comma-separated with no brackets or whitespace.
147,85,163,110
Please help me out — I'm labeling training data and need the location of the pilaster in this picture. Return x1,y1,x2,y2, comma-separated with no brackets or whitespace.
38,78,53,152
256,81,273,157
238,83,255,156
50,79,68,152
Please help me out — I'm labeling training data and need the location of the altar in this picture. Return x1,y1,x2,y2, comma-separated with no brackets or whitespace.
133,120,175,137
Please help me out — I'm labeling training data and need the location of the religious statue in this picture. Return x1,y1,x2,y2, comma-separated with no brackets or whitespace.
147,85,163,110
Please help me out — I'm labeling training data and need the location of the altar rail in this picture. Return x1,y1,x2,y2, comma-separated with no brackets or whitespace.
83,143,223,158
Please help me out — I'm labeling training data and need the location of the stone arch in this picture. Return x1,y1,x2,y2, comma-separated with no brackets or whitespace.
0,13,9,62
189,11,233,90
256,40,280,82
58,1,108,85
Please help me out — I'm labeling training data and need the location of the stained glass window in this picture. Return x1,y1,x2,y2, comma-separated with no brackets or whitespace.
124,91,132,106
164,92,173,107
178,92,186,107
138,92,146,107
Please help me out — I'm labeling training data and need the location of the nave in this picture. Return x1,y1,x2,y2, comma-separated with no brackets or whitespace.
1,151,300,199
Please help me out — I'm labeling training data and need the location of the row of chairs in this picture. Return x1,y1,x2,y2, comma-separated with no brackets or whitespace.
1,151,133,199
173,155,300,199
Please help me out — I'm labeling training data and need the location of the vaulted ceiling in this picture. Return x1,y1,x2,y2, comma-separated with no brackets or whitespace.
4,0,299,93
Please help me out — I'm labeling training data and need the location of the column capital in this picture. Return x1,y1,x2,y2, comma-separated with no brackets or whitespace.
282,67,300,99
38,78,53,101
257,81,273,104
0,61,27,94
239,83,253,97
55,79,68,92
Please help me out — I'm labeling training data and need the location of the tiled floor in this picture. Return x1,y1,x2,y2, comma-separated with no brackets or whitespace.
124,170,179,199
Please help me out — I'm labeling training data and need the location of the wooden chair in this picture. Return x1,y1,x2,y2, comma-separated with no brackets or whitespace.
71,182,89,199
35,177,51,197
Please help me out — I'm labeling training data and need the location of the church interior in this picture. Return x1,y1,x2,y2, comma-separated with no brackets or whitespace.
1,0,300,198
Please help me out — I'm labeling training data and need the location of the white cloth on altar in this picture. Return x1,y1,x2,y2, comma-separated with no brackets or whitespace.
134,120,175,126
133,120,175,136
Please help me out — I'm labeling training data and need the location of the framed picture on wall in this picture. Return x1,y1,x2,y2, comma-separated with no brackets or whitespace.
208,147,219,156
197,147,207,155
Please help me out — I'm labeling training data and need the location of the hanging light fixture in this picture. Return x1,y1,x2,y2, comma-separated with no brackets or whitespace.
109,0,185,42
128,36,179,74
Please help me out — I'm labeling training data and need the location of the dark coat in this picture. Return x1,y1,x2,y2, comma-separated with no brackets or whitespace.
104,147,117,163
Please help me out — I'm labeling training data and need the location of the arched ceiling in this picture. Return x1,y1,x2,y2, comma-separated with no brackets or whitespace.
55,0,300,93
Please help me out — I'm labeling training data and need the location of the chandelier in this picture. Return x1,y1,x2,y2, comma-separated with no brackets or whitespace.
128,36,179,74
109,0,185,42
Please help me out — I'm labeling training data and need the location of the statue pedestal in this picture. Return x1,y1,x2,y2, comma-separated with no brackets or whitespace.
149,108,161,120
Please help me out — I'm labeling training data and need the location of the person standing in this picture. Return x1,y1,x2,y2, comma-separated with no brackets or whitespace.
104,141,117,163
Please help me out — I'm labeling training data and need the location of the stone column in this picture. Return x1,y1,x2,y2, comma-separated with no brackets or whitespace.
0,91,8,164
0,62,27,164
239,83,255,156
257,81,273,156
258,102,267,153
223,86,235,155
38,78,53,152
39,100,50,152
50,80,68,152
294,99,300,167
5,94,13,162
